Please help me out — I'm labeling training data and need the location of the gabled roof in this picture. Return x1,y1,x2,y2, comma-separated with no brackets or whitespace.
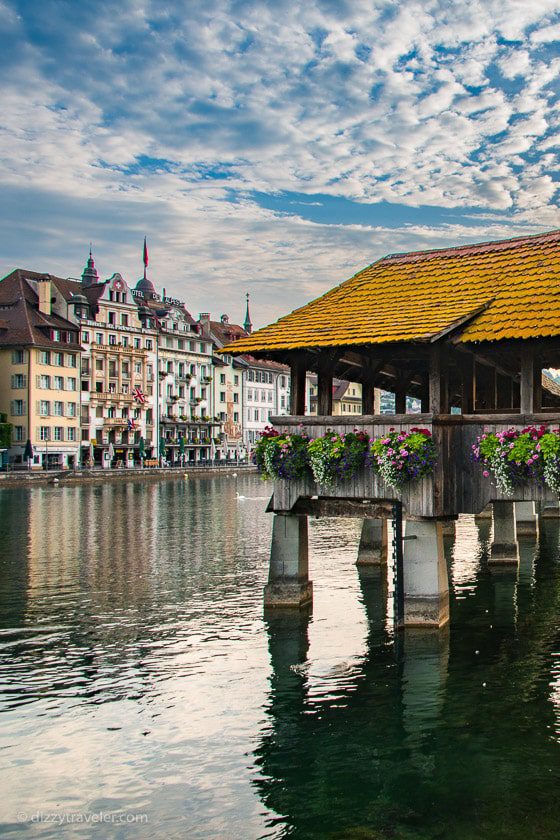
224,230,560,355
0,269,81,349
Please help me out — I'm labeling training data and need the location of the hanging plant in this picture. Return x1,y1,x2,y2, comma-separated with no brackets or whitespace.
370,427,436,490
473,425,554,495
473,426,543,495
307,430,369,487
255,425,311,481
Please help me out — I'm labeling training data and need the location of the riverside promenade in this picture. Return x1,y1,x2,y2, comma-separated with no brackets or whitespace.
0,463,257,487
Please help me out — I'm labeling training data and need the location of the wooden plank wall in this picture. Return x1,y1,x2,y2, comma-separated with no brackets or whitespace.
269,413,560,518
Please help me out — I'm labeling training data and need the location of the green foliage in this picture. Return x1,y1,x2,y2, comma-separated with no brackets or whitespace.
307,430,369,486
0,422,13,449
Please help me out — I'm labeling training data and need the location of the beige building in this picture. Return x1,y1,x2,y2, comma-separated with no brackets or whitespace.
307,376,381,416
0,270,82,468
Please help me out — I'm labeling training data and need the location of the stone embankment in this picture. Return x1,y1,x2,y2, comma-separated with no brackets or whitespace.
0,464,257,487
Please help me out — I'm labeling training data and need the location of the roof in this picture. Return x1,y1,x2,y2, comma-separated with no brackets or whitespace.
0,270,81,349
224,230,560,355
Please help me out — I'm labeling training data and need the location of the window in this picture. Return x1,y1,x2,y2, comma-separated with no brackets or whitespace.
268,392,273,403
12,350,25,364
66,378,77,391
190,364,196,375
108,311,116,325
248,371,254,382
109,291,114,302
234,375,239,386
54,352,64,366
108,407,116,418
67,428,76,441
122,336,128,347
220,391,226,402
199,343,206,353
178,339,183,349
13,426,25,442
95,333,103,344
38,375,51,389
39,350,51,365
95,359,103,371
109,334,117,345
39,426,50,441
234,412,239,422
121,314,128,327
233,393,239,403
39,400,50,416
54,375,64,390
11,400,25,416
134,338,141,349
52,330,60,342
122,362,130,377
281,395,286,409
280,376,286,388
53,427,63,441
11,374,26,389
109,362,117,377
220,373,226,385
190,387,196,399
82,331,90,343
66,353,77,367
67,402,77,417
95,382,103,393
53,401,64,416
145,339,153,350
254,409,259,421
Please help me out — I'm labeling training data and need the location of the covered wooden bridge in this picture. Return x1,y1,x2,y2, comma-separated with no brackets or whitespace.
224,230,560,627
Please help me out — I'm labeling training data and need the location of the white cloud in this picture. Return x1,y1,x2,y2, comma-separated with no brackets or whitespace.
1,0,560,325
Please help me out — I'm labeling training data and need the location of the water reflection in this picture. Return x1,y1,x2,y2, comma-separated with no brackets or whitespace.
1,484,560,838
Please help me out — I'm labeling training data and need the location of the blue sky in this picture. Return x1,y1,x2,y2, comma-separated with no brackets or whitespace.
1,0,560,327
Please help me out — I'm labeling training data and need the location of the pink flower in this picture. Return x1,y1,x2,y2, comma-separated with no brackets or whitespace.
483,470,490,477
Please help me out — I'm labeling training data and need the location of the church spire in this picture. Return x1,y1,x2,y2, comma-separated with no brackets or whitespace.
81,246,99,287
243,292,252,334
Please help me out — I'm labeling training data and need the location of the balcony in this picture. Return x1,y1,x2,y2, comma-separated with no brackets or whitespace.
90,391,136,403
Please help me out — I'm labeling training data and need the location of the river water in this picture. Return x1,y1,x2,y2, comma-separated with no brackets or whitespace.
0,475,559,839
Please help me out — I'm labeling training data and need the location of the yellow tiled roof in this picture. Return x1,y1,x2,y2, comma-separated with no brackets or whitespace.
225,230,560,354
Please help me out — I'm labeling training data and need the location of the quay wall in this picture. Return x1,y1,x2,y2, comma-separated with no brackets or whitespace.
0,464,257,488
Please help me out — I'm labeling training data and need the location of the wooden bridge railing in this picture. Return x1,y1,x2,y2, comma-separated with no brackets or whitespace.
269,413,560,518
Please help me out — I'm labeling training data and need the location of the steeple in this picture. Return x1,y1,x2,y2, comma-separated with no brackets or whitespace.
81,245,99,286
243,292,252,334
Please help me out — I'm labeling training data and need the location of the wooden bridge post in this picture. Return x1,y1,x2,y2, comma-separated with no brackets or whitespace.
264,514,313,609
401,520,449,627
515,502,539,538
356,518,388,566
490,501,519,564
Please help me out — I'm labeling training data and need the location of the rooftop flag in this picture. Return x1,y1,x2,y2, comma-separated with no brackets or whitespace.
143,236,148,278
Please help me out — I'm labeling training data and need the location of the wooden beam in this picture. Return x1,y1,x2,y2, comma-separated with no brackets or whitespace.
289,356,306,415
460,354,475,414
317,350,339,416
429,344,448,414
520,347,541,413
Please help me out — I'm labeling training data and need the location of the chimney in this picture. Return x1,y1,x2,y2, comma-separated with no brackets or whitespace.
37,278,52,315
198,313,210,336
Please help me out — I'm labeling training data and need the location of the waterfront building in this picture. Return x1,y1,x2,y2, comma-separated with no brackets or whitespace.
239,356,290,451
0,270,82,468
76,254,158,467
307,376,381,415
200,313,246,460
134,280,219,464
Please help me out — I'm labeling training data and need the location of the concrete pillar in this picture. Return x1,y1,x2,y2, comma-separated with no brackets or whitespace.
356,518,387,566
490,501,519,564
515,501,539,538
541,502,560,519
264,514,313,609
402,520,449,627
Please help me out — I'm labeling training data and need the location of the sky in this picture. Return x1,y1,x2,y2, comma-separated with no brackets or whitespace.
2,0,560,329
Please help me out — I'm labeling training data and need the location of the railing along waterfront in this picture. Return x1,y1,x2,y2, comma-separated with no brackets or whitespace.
269,413,560,518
